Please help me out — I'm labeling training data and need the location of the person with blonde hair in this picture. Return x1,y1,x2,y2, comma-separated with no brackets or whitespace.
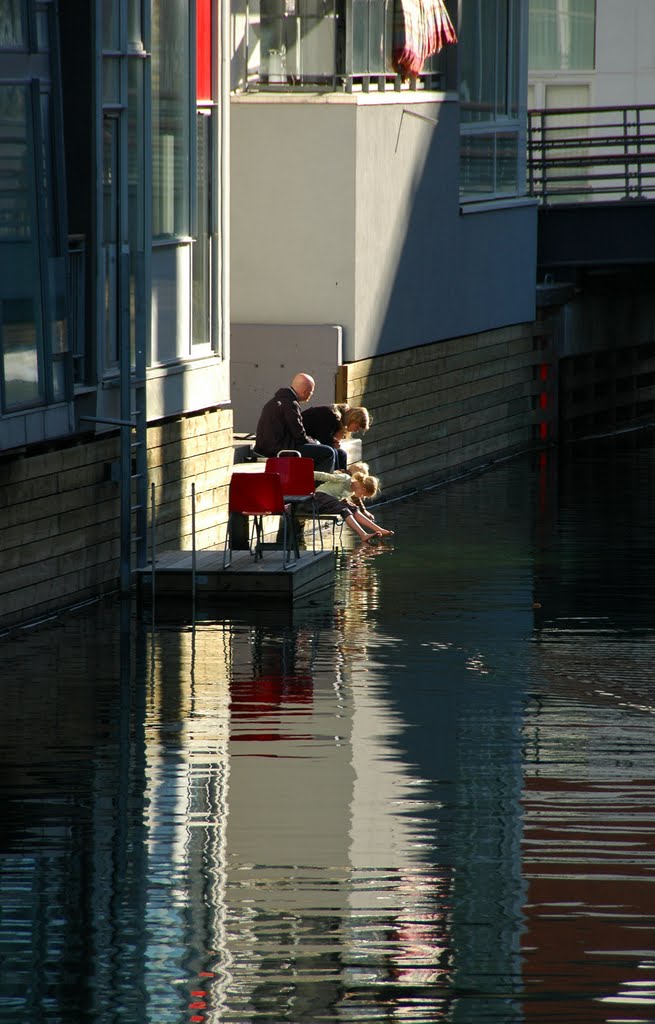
302,403,372,470
311,469,393,543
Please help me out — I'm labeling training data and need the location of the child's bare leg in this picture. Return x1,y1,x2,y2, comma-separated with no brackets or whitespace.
352,511,394,537
344,514,375,541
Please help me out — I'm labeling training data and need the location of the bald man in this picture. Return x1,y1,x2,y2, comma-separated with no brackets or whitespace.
254,373,336,471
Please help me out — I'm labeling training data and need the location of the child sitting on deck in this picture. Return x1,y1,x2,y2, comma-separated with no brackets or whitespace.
312,469,393,543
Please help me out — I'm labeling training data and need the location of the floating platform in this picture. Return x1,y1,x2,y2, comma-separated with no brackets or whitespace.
138,546,336,602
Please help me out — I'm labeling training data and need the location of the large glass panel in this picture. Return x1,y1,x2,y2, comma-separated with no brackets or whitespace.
459,0,522,199
192,111,211,346
460,132,495,195
496,130,519,192
36,2,50,51
128,57,144,367
0,85,42,408
0,84,30,240
460,0,501,123
152,0,190,237
529,0,596,71
102,0,120,50
103,57,121,104
39,91,56,248
103,116,119,366
0,0,24,48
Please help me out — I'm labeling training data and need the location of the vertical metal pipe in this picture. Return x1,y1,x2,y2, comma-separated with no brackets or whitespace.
191,482,197,616
150,482,156,613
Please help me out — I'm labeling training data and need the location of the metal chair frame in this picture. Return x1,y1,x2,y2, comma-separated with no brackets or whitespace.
264,456,325,553
223,472,296,570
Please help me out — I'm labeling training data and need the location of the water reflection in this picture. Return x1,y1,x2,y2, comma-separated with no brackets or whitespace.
1,437,655,1022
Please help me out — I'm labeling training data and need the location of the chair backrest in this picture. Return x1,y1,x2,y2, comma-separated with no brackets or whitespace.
265,457,316,498
229,472,285,515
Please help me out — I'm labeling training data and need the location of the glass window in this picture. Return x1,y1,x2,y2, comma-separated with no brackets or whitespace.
0,85,43,408
460,0,520,123
192,110,211,346
36,2,50,51
102,0,119,50
152,0,190,237
459,0,523,199
0,0,24,49
529,0,596,72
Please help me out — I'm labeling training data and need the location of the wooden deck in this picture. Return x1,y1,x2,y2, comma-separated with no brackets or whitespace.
138,545,336,602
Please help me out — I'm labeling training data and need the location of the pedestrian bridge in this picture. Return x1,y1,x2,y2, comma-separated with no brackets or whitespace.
527,104,655,269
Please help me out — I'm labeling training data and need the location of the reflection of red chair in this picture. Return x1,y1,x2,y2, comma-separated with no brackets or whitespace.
223,472,295,570
265,457,322,552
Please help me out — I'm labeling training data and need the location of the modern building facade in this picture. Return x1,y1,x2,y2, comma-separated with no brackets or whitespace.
0,0,232,629
527,0,655,442
528,0,655,111
2,0,547,630
230,0,541,493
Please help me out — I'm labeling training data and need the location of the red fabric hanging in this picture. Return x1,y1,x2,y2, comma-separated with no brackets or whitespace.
392,0,457,79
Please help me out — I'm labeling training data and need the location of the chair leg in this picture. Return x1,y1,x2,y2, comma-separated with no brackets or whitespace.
223,516,232,569
282,512,297,569
253,515,264,560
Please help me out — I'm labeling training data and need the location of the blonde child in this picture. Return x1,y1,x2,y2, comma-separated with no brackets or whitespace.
312,469,393,543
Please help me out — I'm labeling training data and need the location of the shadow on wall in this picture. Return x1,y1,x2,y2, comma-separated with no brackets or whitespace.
230,323,343,432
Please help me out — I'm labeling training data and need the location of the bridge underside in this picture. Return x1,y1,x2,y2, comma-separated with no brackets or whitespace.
538,201,655,270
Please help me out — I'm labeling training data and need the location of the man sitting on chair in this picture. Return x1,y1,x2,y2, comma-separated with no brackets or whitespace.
254,373,336,471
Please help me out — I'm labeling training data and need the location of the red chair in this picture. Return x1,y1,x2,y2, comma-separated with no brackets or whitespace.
223,472,296,569
265,456,322,552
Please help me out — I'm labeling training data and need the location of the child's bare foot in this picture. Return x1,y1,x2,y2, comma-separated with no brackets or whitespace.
375,527,394,537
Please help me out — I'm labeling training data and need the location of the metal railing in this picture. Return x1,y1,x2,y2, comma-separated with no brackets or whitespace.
233,0,447,93
528,104,655,205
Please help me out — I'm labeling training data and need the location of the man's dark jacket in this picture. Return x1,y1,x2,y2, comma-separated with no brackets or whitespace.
255,387,319,456
301,405,342,446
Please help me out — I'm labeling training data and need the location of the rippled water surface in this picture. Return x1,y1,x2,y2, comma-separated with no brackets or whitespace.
2,435,655,1023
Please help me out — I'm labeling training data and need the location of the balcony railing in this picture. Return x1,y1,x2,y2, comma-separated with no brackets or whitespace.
232,0,447,93
528,104,655,205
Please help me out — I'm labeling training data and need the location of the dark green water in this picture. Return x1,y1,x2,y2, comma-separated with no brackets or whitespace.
2,434,655,1023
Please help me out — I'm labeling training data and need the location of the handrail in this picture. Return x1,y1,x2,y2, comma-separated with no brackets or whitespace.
527,104,655,205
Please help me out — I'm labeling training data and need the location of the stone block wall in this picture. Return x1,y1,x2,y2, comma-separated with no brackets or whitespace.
337,323,545,497
0,407,234,631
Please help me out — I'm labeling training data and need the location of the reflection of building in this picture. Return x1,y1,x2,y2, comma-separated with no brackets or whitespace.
521,697,655,1023
143,623,233,1022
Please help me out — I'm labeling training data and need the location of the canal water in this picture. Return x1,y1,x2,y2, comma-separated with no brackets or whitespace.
2,432,655,1024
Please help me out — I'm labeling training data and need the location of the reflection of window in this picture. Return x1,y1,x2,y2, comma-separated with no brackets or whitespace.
459,0,523,198
152,0,189,237
528,0,596,72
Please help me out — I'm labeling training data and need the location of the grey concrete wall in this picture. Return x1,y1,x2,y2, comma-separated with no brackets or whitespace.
230,323,343,433
230,92,537,365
